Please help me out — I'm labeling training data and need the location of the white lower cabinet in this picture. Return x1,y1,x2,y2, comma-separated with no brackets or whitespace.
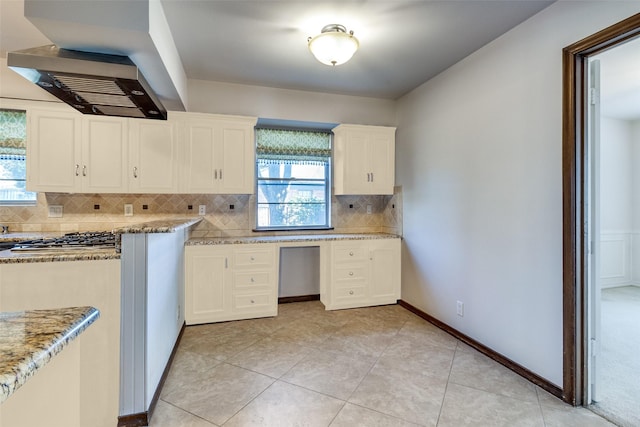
185,244,277,324
185,237,401,324
326,238,401,310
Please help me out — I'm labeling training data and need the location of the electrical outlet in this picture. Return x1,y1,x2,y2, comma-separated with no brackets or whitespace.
48,205,63,218
456,301,464,317
198,205,206,215
124,204,133,216
366,204,372,214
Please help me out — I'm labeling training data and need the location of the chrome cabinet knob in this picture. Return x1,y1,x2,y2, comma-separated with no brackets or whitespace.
349,251,354,256
349,271,354,276
349,290,354,295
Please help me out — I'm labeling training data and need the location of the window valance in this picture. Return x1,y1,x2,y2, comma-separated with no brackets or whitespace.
0,110,27,155
256,128,331,165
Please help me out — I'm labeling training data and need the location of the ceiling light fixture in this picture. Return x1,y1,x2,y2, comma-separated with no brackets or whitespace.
307,24,359,66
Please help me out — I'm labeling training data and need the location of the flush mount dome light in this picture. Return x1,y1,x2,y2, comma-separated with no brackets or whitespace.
307,24,359,66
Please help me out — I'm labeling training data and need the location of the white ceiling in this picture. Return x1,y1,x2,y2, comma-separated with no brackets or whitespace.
1,0,637,120
1,0,556,106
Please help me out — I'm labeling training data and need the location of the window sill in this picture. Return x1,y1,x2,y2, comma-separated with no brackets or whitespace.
252,227,334,233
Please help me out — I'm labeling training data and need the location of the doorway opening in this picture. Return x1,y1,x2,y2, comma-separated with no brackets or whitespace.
562,10,640,422
586,39,640,426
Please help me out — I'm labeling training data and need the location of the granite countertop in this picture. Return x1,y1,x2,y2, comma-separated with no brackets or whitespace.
0,218,202,263
0,306,100,403
187,233,400,246
0,232,61,243
113,217,202,234
0,248,120,264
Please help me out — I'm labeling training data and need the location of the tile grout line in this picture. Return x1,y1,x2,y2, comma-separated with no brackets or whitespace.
434,340,461,427
335,316,428,425
158,398,220,426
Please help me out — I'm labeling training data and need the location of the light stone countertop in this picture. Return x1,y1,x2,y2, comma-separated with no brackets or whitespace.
0,232,62,243
0,306,100,403
113,217,202,234
0,218,202,263
187,232,401,246
0,248,120,264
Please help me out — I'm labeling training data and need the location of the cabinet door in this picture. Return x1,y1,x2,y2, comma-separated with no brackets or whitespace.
182,120,217,193
333,124,396,195
369,130,395,195
129,119,179,193
82,116,128,193
369,239,401,304
185,247,230,325
27,109,81,192
218,123,254,194
341,130,370,194
181,118,255,194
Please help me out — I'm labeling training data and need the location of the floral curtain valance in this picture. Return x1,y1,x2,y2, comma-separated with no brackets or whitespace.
0,109,27,155
256,128,331,165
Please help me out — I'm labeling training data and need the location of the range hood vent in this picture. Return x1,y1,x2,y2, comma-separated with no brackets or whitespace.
7,45,167,120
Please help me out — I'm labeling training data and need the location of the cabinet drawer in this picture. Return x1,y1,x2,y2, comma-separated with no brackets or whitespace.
234,249,273,269
334,265,367,281
233,293,272,312
333,286,366,300
233,271,272,291
333,245,367,263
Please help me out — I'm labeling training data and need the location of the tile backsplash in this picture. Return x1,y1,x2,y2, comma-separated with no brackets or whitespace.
0,187,402,236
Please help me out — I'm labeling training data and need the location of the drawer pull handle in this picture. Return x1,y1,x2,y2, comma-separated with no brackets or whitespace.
251,299,255,304
250,256,255,261
349,251,354,256
349,290,354,295
250,277,255,282
349,271,354,276
75,164,79,176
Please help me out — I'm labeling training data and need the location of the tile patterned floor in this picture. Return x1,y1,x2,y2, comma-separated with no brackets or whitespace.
150,301,616,427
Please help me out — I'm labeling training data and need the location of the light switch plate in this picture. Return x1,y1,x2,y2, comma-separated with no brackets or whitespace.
198,205,206,215
48,205,63,218
124,204,133,216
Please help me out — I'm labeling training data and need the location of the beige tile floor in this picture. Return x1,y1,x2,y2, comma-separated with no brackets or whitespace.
151,301,617,427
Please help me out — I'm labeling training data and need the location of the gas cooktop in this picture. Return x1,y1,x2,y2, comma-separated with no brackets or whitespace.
10,231,117,252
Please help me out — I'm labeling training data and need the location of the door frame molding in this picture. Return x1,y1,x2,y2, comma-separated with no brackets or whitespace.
562,12,640,405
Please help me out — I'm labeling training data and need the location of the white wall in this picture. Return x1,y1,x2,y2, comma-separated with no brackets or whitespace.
600,117,633,232
396,1,640,386
600,117,634,288
187,79,396,126
1,57,396,126
631,120,640,285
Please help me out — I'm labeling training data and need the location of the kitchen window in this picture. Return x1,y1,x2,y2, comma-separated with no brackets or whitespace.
0,109,36,204
255,128,331,230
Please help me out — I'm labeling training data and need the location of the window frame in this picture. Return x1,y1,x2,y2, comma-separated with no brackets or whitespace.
254,127,332,231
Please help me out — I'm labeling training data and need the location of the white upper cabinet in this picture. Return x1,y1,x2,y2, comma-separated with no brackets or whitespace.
333,124,396,195
180,114,256,194
81,116,128,193
128,117,179,193
27,108,82,193
28,110,128,193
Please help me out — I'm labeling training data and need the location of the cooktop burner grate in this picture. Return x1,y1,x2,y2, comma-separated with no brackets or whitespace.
11,231,117,252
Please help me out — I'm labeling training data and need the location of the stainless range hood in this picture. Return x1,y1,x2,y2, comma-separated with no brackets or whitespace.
7,45,167,120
